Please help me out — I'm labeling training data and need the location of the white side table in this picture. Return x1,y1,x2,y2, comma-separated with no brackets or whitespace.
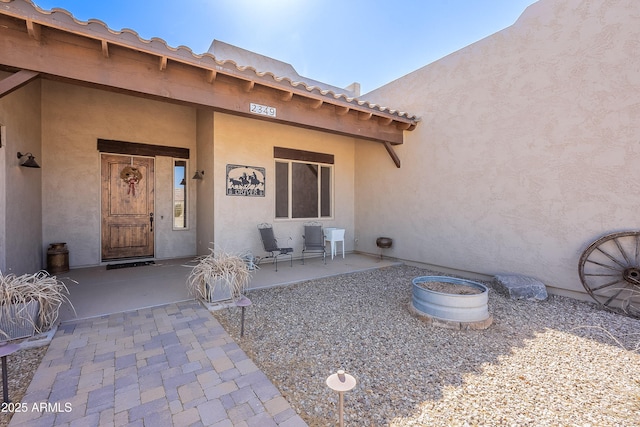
324,228,345,259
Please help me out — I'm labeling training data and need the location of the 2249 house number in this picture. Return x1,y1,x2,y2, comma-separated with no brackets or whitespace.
250,103,276,118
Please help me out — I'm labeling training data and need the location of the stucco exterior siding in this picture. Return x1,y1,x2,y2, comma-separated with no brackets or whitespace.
41,81,198,267
211,112,356,259
3,78,358,271
0,74,42,274
357,0,640,297
3,0,638,301
195,109,215,256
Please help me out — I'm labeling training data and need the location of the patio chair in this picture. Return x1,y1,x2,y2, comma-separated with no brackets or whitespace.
257,223,293,271
302,222,326,265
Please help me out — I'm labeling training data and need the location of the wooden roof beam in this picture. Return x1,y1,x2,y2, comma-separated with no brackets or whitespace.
280,90,293,102
383,141,401,168
26,19,41,41
159,56,167,71
358,111,373,121
0,70,40,99
378,116,393,126
0,23,410,144
335,105,349,116
310,99,323,109
101,40,109,58
0,2,419,131
206,69,217,83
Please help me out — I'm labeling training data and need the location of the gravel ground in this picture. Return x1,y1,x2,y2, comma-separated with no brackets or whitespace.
213,264,640,427
0,345,48,427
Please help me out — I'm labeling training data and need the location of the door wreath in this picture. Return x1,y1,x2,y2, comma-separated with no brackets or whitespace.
120,166,143,196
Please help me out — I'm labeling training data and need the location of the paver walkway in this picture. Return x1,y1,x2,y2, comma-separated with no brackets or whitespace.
10,300,307,427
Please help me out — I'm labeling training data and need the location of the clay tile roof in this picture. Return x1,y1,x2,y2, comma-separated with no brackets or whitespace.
1,0,419,123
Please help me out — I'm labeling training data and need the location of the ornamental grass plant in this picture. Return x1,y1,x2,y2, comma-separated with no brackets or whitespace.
186,248,251,303
0,270,73,340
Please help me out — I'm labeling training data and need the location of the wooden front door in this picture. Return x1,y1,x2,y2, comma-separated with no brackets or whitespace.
101,154,154,260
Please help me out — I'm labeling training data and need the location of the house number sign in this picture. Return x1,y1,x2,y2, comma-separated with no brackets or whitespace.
250,103,276,118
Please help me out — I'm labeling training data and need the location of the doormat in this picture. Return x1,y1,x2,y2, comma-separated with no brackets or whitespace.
106,260,155,270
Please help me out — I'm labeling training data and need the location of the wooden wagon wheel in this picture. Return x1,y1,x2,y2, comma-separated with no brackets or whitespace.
578,231,640,318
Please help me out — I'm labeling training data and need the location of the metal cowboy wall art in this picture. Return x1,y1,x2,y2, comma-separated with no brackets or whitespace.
226,164,265,197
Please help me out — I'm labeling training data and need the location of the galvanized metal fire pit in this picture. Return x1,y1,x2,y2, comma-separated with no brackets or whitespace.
409,276,493,330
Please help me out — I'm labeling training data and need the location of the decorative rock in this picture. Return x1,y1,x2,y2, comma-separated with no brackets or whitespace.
493,274,548,301
211,265,640,427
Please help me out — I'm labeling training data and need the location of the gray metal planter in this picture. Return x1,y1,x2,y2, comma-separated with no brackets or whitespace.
205,279,233,303
411,276,491,326
0,300,40,340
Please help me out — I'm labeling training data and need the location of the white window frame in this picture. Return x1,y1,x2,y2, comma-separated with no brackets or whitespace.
275,159,334,220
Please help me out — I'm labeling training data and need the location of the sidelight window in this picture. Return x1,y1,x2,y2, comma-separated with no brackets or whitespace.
173,160,187,229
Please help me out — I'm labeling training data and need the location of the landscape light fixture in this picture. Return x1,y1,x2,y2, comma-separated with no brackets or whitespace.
17,152,41,168
0,342,19,403
326,369,356,427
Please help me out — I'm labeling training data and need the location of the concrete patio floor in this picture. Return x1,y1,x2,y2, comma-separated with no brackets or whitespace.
57,253,399,323
10,253,399,426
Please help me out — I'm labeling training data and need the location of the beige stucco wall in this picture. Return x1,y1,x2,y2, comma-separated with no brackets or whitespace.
210,113,356,259
4,77,357,270
358,0,640,297
195,109,215,255
0,73,42,274
41,81,198,267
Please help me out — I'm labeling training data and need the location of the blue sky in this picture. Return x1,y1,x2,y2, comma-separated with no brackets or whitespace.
33,0,538,94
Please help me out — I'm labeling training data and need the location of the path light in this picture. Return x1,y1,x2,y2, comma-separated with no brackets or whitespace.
235,295,252,337
326,369,356,427
0,342,19,403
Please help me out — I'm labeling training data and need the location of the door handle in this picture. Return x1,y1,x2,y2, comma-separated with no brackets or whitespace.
149,212,154,232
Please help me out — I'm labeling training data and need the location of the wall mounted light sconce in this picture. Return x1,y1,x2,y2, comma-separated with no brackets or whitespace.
17,152,41,168
192,170,204,180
